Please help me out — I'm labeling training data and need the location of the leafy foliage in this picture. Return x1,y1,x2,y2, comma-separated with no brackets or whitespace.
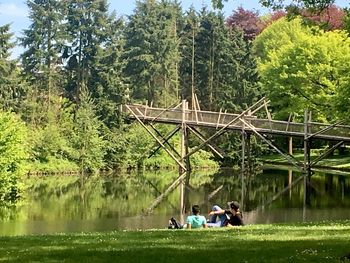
260,0,335,10
254,17,350,121
0,111,28,205
0,0,349,180
301,5,346,30
226,8,263,41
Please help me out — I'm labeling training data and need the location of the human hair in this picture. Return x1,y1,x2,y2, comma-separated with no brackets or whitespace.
192,205,200,215
229,201,240,212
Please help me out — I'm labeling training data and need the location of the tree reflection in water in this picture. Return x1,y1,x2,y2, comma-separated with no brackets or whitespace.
0,168,349,235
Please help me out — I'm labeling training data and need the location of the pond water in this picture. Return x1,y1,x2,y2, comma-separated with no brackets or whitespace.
0,168,350,235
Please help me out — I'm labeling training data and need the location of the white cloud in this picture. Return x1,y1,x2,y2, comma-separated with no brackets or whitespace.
0,3,27,18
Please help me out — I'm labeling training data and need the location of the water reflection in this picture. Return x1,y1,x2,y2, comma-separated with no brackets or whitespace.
0,169,349,235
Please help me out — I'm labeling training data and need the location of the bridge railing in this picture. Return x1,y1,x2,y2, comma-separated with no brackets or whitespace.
124,104,256,121
248,119,350,139
124,104,350,140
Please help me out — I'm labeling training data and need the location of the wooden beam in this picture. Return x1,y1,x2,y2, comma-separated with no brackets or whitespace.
310,141,344,167
148,124,181,158
146,171,187,214
307,120,345,140
239,118,304,172
304,109,310,175
264,100,273,130
286,113,293,131
126,105,187,171
216,108,222,129
250,99,270,115
150,102,180,123
187,126,224,159
184,97,267,159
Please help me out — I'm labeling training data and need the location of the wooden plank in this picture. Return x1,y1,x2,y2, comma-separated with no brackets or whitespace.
286,113,293,132
150,102,179,123
216,108,222,129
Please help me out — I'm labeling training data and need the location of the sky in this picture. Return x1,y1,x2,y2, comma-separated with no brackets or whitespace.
0,0,349,58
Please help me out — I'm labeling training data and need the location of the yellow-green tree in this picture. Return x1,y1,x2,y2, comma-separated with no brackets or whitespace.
254,17,350,122
0,111,28,205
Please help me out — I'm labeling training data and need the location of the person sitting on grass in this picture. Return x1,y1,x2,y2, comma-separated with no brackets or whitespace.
207,201,243,227
186,205,208,229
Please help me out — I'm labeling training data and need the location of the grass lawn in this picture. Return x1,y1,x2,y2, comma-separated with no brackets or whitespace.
260,152,350,170
1,221,350,262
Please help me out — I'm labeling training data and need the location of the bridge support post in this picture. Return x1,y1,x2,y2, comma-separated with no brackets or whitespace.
241,124,246,174
247,133,251,173
303,109,312,177
241,121,246,210
179,100,189,215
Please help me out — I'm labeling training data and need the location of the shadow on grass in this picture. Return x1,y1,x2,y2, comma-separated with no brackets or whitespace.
1,239,350,263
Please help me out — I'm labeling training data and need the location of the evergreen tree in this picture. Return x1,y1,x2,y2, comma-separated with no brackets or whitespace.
19,1,77,169
88,14,126,128
192,9,261,165
195,9,260,111
123,0,183,106
0,24,23,112
179,7,200,103
20,0,65,113
71,87,106,173
64,0,112,100
194,8,218,110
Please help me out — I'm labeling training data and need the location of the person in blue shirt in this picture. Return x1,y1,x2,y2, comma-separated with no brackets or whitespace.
186,205,208,229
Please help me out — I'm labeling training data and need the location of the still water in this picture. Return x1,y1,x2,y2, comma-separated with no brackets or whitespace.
0,168,349,235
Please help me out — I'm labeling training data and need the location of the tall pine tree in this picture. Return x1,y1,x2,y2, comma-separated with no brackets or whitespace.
0,24,23,112
123,0,183,107
20,0,65,114
64,0,112,101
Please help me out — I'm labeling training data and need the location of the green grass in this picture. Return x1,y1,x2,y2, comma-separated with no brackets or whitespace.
1,221,350,262
260,152,350,170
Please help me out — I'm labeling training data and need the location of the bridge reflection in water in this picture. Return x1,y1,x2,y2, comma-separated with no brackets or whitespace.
1,169,349,235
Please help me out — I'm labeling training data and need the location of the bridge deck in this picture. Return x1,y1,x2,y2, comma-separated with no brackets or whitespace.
123,104,350,142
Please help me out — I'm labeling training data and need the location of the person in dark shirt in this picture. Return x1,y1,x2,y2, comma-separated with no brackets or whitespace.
207,201,243,227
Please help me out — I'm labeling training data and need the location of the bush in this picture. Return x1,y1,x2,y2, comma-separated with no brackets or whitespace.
0,111,28,205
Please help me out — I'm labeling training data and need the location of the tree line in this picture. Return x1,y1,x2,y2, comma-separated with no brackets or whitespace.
1,0,350,204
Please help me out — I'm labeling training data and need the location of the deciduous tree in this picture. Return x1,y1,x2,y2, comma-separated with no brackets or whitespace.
0,111,28,205
254,17,350,121
226,7,263,41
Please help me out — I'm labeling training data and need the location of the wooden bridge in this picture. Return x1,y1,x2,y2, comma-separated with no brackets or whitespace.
124,102,350,143
123,97,350,173
123,97,350,214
